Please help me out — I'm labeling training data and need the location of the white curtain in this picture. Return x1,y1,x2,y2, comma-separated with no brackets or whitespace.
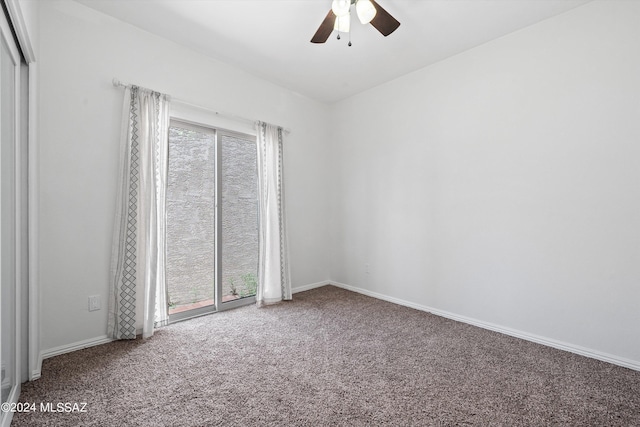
256,122,292,306
108,86,170,339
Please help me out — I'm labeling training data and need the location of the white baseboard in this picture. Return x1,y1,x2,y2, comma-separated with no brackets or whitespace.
33,285,329,377
35,280,637,379
41,335,114,360
292,280,331,294
30,350,42,380
30,369,41,381
328,280,640,372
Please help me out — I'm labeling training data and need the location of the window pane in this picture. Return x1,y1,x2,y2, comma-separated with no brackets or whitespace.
221,133,258,302
166,125,216,313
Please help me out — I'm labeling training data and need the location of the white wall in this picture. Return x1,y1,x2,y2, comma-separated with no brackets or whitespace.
38,0,331,352
37,0,640,367
329,0,640,365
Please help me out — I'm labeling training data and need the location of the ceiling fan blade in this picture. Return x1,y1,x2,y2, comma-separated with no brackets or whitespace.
311,10,336,43
369,0,400,37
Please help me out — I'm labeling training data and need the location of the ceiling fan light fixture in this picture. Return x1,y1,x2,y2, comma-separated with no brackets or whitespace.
310,0,399,44
331,0,351,17
356,0,377,24
334,11,351,33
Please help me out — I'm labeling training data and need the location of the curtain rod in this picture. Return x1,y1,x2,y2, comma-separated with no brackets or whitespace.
112,78,290,134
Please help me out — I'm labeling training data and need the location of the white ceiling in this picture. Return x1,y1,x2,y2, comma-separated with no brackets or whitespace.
75,0,591,104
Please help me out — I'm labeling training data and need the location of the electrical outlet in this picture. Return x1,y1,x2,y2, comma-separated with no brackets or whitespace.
88,295,101,312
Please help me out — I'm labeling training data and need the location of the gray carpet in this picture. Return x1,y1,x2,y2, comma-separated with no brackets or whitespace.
13,286,640,426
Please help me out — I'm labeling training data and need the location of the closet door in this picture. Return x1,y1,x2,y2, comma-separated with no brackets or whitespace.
0,4,21,419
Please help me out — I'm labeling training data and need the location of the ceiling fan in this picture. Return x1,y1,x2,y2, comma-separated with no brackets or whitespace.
311,0,400,44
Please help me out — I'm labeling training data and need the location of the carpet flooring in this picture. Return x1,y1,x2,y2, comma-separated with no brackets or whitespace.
13,285,640,426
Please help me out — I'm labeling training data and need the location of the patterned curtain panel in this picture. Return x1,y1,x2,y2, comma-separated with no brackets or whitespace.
256,122,292,306
108,86,170,339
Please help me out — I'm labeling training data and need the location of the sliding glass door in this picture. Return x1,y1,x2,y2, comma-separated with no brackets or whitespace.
167,120,257,321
